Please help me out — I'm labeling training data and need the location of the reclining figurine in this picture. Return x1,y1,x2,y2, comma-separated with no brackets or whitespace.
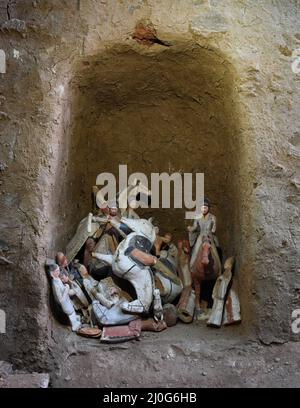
92,299,139,326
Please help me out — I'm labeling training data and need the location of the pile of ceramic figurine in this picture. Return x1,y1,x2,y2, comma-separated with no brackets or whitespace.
46,184,241,343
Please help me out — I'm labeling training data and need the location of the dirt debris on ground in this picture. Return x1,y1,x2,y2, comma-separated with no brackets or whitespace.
50,322,300,388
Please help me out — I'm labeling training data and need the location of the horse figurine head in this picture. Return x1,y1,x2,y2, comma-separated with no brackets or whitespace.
178,239,190,256
201,235,211,266
121,217,156,243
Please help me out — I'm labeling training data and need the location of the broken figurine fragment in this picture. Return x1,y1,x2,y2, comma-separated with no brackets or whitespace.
207,256,235,328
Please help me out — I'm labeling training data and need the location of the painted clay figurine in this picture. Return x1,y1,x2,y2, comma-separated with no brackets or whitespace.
48,263,81,332
187,198,222,320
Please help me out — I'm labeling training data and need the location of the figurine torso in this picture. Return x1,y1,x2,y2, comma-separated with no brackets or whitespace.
197,213,217,236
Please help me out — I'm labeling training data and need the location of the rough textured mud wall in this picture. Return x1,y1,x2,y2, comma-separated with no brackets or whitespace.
0,0,86,369
0,0,299,371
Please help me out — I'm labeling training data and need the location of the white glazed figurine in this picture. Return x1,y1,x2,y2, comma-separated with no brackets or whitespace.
48,263,81,332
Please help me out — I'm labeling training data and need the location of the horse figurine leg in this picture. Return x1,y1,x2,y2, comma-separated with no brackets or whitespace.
192,274,203,320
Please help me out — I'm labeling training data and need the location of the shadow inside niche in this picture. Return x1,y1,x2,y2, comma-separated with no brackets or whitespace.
48,42,254,334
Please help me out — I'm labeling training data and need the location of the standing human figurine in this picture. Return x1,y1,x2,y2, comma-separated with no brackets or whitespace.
48,263,82,332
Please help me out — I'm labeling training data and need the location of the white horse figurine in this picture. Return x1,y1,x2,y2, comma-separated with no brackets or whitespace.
93,217,157,314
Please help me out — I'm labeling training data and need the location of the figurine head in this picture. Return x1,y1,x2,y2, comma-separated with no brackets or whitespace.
109,286,119,296
164,233,172,243
78,264,89,278
55,252,68,268
85,238,95,252
201,205,209,215
201,197,211,215
109,207,118,217
60,271,69,284
108,200,118,217
48,263,60,279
